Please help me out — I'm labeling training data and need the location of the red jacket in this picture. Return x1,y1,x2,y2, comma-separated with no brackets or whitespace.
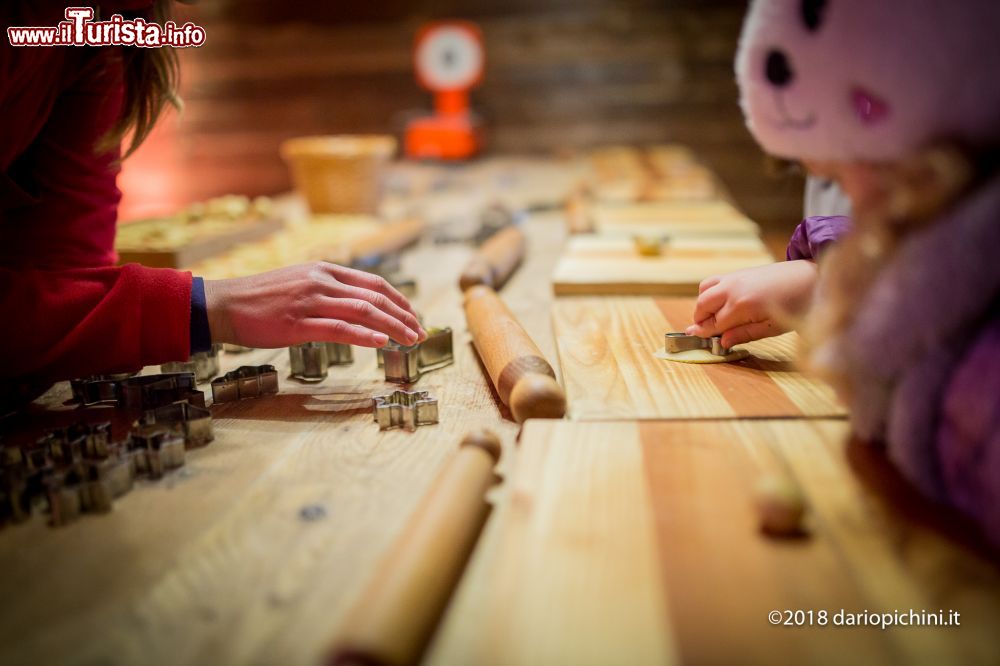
1,3,192,388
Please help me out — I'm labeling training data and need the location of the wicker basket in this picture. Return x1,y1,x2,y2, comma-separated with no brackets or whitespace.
280,135,397,215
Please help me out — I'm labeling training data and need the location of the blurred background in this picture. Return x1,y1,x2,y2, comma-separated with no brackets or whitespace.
120,0,804,240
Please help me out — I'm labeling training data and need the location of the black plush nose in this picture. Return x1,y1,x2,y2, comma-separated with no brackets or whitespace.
764,49,794,87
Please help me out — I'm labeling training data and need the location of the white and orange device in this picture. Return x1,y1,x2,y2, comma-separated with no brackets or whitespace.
404,21,484,160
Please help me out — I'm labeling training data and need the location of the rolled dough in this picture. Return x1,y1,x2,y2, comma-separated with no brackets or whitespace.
654,348,750,364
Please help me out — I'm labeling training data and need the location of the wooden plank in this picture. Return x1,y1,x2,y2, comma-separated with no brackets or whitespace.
116,215,285,269
426,420,679,665
428,419,1000,665
589,199,762,237
552,296,844,419
552,234,773,296
0,203,568,665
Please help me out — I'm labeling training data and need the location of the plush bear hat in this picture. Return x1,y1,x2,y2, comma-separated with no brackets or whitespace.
736,0,1000,163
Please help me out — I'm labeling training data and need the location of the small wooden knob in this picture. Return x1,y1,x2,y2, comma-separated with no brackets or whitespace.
509,373,567,423
460,428,502,463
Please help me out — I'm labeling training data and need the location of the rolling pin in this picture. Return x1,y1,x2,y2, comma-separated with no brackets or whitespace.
457,225,526,292
329,430,502,666
344,218,426,265
564,190,595,235
463,285,566,422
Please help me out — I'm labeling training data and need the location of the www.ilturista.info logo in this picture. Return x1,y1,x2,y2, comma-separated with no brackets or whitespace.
8,7,206,48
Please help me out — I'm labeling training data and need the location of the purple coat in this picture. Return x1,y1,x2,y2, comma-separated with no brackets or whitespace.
788,181,1000,547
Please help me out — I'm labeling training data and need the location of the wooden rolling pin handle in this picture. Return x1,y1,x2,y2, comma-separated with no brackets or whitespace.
463,285,566,423
508,372,566,424
349,218,426,264
458,225,526,291
329,430,502,666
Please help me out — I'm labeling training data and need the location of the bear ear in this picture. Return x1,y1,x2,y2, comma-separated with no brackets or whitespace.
801,0,827,32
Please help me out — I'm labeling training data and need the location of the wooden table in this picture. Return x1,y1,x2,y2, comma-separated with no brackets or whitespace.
552,234,773,296
2,161,997,666
552,296,845,420
0,212,567,665
427,420,1000,665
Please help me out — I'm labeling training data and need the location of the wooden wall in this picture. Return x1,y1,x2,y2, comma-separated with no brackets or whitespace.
120,0,804,231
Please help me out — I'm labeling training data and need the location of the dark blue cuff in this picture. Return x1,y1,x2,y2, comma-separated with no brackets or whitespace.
189,276,212,354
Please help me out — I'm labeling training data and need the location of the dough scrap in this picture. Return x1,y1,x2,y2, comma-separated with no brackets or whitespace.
654,348,750,364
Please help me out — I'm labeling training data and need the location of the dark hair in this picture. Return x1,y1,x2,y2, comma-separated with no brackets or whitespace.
99,0,182,157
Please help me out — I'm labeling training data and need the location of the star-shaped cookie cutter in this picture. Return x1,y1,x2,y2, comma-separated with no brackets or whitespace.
372,390,439,432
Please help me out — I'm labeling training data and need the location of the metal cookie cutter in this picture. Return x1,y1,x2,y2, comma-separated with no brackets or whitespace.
45,470,84,527
70,372,137,405
211,365,279,403
351,255,418,300
118,373,205,411
664,332,731,356
373,390,439,432
377,326,454,384
138,401,214,448
289,342,354,382
80,450,134,513
161,344,223,382
73,422,113,459
128,427,186,480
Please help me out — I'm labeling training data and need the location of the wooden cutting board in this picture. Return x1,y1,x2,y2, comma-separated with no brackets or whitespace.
552,296,844,419
427,419,1000,666
116,216,285,268
589,200,761,237
552,234,774,296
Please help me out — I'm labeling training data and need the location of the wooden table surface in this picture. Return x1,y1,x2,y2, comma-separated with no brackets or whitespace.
553,296,845,420
2,159,997,665
0,212,567,665
427,420,1000,666
552,234,774,296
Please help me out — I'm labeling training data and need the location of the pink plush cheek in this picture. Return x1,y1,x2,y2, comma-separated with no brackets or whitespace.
851,87,890,125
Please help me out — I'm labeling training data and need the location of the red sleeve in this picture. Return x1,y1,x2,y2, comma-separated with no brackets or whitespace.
0,265,191,383
0,47,192,384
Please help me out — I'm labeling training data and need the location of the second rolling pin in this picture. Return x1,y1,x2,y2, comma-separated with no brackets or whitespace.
348,217,426,264
458,225,526,292
329,430,502,666
463,285,566,423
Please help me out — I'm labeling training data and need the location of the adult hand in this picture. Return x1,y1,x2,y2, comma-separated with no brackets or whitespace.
203,262,426,349
685,260,818,348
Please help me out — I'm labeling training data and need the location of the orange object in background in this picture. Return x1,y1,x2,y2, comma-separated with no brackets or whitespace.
405,21,485,161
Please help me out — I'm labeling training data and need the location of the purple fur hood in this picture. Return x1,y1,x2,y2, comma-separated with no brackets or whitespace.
789,174,1000,547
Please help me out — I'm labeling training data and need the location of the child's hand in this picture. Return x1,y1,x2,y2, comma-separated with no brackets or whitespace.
204,262,427,349
685,260,818,348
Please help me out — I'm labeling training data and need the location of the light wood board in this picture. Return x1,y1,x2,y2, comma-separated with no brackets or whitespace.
552,234,774,296
590,199,761,237
428,419,1000,666
116,216,285,269
0,207,569,665
552,296,845,419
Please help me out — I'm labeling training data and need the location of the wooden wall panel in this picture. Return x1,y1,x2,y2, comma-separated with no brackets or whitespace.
121,0,804,231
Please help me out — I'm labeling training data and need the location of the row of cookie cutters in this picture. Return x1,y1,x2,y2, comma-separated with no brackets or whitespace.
3,396,216,526
210,365,279,403
70,372,205,410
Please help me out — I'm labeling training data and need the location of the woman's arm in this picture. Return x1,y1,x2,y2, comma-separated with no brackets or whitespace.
1,47,424,386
